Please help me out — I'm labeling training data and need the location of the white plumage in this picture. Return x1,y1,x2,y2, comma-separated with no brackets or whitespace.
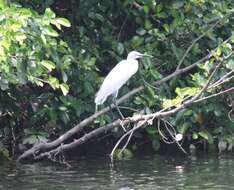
95,51,147,106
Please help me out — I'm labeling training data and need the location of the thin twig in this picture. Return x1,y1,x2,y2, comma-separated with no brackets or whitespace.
209,69,234,89
118,126,135,156
110,119,147,158
158,119,168,140
163,120,188,154
118,106,139,112
194,87,234,103
117,3,133,41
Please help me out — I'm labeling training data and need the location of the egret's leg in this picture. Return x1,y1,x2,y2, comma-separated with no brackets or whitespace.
113,98,126,132
113,92,124,120
95,104,98,113
114,99,124,119
109,92,126,131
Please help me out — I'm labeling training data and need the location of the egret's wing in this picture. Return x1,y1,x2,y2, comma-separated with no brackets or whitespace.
95,59,138,105
103,60,137,90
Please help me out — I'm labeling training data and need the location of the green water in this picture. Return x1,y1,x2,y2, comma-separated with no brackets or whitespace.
1,154,234,190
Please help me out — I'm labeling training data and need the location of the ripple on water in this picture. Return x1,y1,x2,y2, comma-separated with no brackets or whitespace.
1,154,234,190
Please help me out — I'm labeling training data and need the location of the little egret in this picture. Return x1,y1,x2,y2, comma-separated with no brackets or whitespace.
95,51,152,117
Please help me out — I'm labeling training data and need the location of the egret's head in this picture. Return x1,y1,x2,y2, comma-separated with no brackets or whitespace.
127,51,152,60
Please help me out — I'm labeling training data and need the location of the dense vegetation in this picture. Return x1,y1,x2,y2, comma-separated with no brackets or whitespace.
0,0,233,160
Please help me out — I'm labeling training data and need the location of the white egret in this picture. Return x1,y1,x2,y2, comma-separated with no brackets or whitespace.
95,51,152,117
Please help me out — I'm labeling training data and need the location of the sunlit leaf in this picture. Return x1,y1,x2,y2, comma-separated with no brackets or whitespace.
40,60,56,71
42,27,59,37
60,83,69,96
48,76,59,89
216,47,222,56
14,33,26,42
44,8,56,18
55,18,71,27
198,130,214,144
192,132,198,139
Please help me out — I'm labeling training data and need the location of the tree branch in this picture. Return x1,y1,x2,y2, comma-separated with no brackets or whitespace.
194,87,234,103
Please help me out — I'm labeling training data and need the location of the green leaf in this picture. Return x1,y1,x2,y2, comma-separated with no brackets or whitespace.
216,47,222,56
0,148,10,159
146,126,157,135
55,18,71,27
94,13,104,22
226,59,234,70
40,60,56,71
198,131,209,140
51,19,61,30
179,122,190,134
136,28,146,36
40,34,47,44
14,32,26,42
0,39,10,50
0,0,7,9
42,27,59,37
44,8,56,18
175,87,200,98
62,71,68,82
48,76,59,89
60,83,69,96
144,19,152,30
35,79,44,87
192,132,198,139
23,135,38,145
198,130,214,144
163,24,170,33
171,42,180,61
172,1,184,9
146,86,155,99
131,36,144,47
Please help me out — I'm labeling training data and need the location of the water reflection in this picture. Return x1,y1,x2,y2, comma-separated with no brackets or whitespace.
0,154,234,190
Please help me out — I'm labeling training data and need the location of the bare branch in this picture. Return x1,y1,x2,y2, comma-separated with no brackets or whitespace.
162,119,188,154
110,119,147,158
194,87,234,103
209,69,234,89
33,119,122,160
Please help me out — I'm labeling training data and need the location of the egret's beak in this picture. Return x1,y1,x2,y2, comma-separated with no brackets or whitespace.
142,53,153,58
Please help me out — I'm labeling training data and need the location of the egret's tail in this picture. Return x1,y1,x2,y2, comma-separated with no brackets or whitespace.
94,89,107,105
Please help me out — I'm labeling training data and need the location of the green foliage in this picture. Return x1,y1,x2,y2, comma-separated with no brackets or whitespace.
0,3,72,92
0,0,234,158
22,128,48,145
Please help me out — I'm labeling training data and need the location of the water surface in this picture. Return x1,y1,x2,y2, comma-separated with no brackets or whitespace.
1,154,234,189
